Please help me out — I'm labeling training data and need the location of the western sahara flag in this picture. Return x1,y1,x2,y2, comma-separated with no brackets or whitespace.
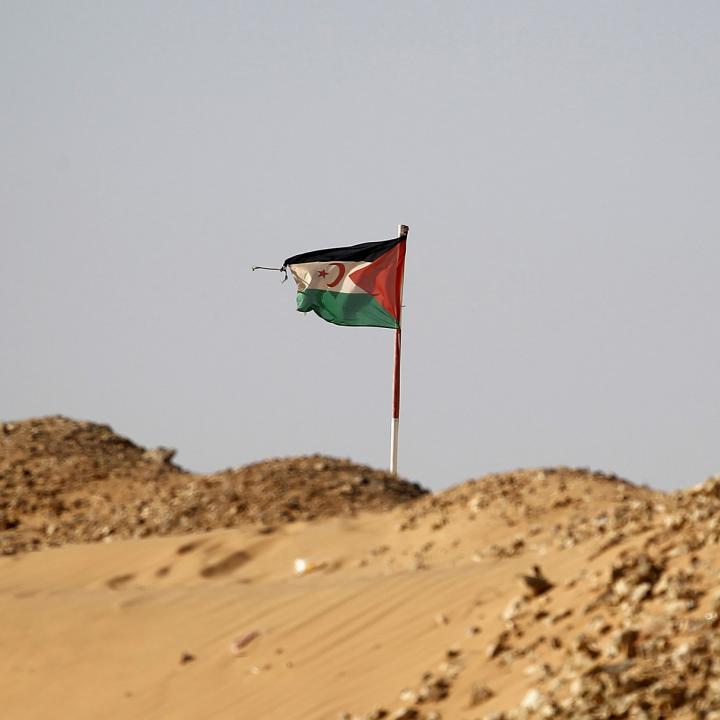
283,236,406,329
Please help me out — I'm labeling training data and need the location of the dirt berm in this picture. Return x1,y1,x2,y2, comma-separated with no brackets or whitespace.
0,415,427,555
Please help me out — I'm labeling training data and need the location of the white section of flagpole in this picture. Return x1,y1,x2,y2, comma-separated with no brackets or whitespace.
390,416,400,475
390,224,409,475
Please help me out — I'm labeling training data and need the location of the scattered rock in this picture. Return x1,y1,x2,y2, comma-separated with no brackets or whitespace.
503,596,526,621
614,628,639,658
487,631,510,659
418,677,450,702
398,689,418,704
519,565,554,597
389,709,419,720
230,630,260,654
521,688,547,712
294,558,326,576
366,709,389,720
469,683,494,707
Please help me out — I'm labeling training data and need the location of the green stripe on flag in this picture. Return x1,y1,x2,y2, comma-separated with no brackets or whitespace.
297,289,399,329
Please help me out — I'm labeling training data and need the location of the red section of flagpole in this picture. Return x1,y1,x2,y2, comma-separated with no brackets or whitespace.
390,324,401,475
392,327,401,419
390,224,408,475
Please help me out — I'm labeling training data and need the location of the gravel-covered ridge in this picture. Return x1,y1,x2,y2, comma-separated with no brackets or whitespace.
0,416,427,555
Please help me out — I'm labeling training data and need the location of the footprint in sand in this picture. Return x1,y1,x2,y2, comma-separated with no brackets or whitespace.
176,540,204,555
107,573,135,590
199,550,251,578
155,565,172,578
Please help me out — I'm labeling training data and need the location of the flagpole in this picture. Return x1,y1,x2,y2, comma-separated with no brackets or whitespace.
390,224,408,475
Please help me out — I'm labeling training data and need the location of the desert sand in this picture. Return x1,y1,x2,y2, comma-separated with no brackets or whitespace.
1,418,719,720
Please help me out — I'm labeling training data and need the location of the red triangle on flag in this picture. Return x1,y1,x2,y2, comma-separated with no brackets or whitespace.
349,240,406,322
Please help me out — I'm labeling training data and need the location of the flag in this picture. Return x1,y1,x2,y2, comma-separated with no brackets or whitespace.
283,235,406,329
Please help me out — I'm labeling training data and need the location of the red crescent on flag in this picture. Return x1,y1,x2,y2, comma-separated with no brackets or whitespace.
326,263,346,288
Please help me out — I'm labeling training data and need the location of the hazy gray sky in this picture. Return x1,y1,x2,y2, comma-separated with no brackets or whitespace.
3,2,719,491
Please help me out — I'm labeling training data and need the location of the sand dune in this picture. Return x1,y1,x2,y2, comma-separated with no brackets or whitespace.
2,419,720,719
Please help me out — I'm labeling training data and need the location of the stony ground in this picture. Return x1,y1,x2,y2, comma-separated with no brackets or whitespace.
2,415,720,720
343,472,720,720
0,416,426,556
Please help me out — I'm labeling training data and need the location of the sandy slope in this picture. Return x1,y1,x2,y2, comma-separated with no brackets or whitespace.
2,469,695,720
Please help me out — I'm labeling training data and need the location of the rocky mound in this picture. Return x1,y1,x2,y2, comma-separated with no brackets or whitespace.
481,477,720,720
0,416,427,555
397,466,648,535
336,476,720,720
0,415,183,505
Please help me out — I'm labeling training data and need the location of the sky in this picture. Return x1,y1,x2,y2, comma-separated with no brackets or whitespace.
2,1,720,492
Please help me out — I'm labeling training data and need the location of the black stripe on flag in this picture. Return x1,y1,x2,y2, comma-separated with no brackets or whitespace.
283,236,403,267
